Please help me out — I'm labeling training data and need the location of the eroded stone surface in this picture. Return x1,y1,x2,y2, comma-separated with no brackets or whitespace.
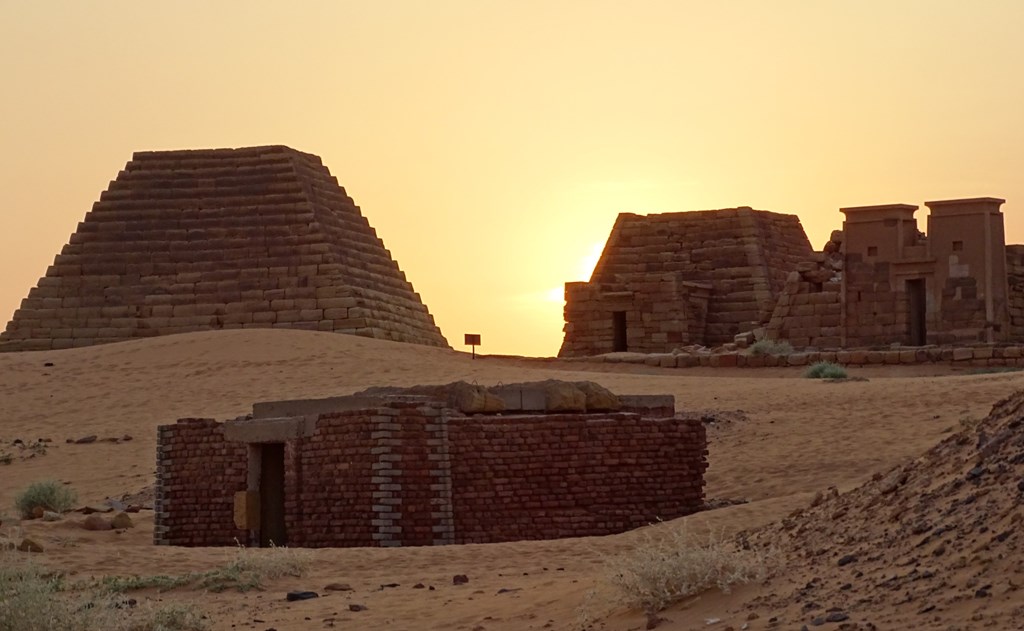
0,145,448,351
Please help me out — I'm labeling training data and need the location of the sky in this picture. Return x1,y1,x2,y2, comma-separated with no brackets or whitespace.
3,1,1024,357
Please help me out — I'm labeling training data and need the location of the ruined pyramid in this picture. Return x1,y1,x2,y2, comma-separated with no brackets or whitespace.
560,207,813,355
0,146,449,351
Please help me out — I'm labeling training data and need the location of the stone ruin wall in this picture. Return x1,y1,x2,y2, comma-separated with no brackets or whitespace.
769,226,1022,349
560,207,813,356
561,275,711,355
1004,245,1024,341
154,402,707,548
1,146,448,352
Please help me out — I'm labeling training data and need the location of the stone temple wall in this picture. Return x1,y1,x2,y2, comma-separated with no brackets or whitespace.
1008,246,1024,341
560,274,711,356
1,145,448,351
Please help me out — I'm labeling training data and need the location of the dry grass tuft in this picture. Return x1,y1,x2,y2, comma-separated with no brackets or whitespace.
229,542,312,580
102,542,313,594
603,526,768,614
1,552,208,630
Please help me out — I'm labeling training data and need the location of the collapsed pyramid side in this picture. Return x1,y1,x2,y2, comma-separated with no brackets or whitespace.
560,207,812,355
0,145,449,351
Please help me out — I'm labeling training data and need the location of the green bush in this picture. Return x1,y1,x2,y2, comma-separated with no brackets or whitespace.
14,480,77,518
804,361,848,379
749,339,794,356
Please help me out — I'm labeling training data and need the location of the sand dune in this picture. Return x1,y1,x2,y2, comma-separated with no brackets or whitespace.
2,329,1023,630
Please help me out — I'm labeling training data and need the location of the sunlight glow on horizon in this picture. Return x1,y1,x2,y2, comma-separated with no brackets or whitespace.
3,1,1024,357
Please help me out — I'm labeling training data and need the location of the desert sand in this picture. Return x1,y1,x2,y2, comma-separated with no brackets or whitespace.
2,328,1022,630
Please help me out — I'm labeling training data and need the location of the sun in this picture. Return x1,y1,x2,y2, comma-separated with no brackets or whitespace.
542,242,605,304
578,241,604,281
544,286,564,303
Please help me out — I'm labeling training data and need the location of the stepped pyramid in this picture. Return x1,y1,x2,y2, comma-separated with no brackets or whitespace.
0,145,449,351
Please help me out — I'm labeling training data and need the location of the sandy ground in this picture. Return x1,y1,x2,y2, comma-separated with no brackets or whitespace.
1,328,1022,630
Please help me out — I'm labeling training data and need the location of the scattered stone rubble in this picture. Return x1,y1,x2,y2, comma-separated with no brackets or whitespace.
735,388,1024,629
562,343,1024,369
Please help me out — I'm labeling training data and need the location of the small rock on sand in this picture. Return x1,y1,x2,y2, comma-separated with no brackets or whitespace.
18,537,44,553
82,514,112,531
110,512,133,529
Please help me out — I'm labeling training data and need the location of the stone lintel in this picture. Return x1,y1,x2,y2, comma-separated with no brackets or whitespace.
617,394,676,417
840,204,919,223
925,197,1006,217
222,415,317,442
252,395,430,418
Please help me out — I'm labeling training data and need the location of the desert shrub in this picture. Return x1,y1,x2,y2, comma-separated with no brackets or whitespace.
749,339,794,356
126,601,208,631
604,528,766,614
2,553,209,631
14,480,77,517
229,542,311,580
804,361,848,379
199,543,311,592
101,573,194,593
103,543,312,594
0,553,114,631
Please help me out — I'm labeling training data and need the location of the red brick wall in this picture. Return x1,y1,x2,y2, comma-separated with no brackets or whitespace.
154,418,247,546
155,406,707,548
287,411,377,547
447,413,707,543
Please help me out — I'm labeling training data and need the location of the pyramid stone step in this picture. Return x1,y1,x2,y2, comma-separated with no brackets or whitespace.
2,146,448,351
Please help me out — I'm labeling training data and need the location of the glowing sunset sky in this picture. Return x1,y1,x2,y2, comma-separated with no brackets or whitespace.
3,1,1024,356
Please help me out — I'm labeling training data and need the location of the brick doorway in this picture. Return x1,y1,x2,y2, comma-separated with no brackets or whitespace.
907,278,927,346
612,311,627,352
259,443,287,547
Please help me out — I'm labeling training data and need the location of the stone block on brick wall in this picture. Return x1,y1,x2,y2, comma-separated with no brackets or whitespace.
234,491,259,529
542,381,587,412
573,381,622,412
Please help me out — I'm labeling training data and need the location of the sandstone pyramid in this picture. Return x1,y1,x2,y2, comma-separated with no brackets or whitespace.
0,146,449,351
560,207,812,355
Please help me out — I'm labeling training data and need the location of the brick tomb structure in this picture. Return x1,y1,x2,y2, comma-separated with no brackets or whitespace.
1,145,447,351
562,198,1024,353
154,381,707,547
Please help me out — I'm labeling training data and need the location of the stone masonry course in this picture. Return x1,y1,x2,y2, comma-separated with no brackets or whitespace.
1,145,448,351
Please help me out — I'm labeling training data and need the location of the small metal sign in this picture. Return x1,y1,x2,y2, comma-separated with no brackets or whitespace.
464,334,481,359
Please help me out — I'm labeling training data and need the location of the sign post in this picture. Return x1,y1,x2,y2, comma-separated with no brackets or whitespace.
464,333,481,359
